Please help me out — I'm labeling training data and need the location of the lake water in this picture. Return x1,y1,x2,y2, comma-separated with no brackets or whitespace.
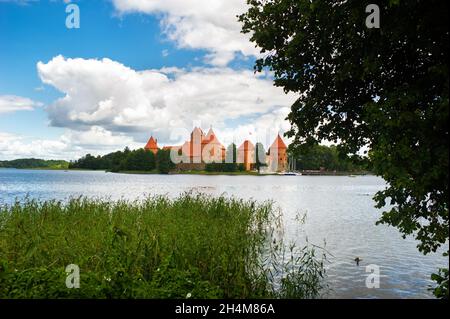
0,168,447,299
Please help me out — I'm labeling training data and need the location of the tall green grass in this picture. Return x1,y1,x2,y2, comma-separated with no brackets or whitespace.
0,193,326,298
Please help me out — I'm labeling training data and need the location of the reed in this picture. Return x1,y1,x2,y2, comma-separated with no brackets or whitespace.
0,193,326,298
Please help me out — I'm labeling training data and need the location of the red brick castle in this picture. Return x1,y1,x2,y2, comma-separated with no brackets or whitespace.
145,127,288,172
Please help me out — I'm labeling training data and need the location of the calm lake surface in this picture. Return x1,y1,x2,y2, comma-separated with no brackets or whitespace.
0,168,447,298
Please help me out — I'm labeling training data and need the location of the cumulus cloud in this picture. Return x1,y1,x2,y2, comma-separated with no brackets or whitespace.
112,0,259,66
1,54,294,160
0,127,140,160
0,95,42,114
1,2,295,160
60,126,138,150
212,106,293,149
0,132,70,160
37,55,295,148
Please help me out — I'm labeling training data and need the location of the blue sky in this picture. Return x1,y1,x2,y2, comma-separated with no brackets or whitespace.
0,0,293,160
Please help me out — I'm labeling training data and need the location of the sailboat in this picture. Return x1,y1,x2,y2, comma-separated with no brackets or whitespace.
278,171,301,176
278,155,302,175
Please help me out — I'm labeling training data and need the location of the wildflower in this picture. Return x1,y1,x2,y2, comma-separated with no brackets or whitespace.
186,292,192,299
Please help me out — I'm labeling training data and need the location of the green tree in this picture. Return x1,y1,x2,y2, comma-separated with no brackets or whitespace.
156,149,175,174
255,142,267,173
141,149,156,171
290,144,360,171
122,149,156,171
225,143,238,172
103,150,126,172
74,154,100,170
240,0,449,297
1,159,69,169
225,143,237,163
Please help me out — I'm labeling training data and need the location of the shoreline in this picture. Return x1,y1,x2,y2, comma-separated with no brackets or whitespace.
1,167,373,176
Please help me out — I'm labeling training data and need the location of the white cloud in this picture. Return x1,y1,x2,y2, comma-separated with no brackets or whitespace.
1,54,294,160
0,132,70,160
0,95,42,114
0,127,139,160
0,132,17,143
61,126,138,150
112,0,259,66
213,107,293,149
37,55,295,149
1,2,295,160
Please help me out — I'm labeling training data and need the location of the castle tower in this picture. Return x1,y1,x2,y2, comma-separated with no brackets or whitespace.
238,140,255,171
190,127,205,163
203,127,226,163
268,134,288,172
144,136,159,155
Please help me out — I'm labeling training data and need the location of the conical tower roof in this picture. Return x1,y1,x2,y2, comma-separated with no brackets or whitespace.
192,127,205,136
145,136,158,150
205,126,223,144
205,126,215,140
269,134,287,150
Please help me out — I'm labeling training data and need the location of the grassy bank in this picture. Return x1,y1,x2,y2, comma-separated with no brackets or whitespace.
0,194,326,299
0,159,69,170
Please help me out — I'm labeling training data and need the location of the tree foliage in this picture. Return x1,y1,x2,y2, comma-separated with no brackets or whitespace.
69,148,172,173
155,149,176,174
0,159,69,169
226,143,238,164
255,142,267,173
291,144,368,172
240,0,448,297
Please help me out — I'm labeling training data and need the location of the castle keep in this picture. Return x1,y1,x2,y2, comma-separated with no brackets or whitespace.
145,127,288,172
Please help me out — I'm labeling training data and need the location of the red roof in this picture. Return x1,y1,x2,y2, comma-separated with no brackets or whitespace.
191,127,205,137
204,127,224,146
205,127,214,140
145,136,158,150
270,134,287,150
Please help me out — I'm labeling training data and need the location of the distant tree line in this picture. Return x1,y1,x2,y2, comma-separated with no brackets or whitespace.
68,143,368,174
291,144,370,172
69,147,175,174
0,159,69,169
